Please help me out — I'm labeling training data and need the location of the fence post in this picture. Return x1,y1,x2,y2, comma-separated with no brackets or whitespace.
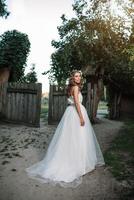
36,83,42,127
48,84,53,124
0,82,8,119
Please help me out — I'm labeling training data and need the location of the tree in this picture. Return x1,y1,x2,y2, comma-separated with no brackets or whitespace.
0,0,10,18
21,64,38,83
0,30,31,82
43,0,134,90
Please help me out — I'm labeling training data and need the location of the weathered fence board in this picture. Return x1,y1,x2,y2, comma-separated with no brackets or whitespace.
0,82,8,118
0,82,42,127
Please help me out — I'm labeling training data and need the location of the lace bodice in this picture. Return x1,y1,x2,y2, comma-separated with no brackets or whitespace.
67,92,83,105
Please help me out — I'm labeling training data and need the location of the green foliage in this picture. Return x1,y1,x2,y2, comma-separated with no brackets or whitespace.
21,64,38,83
0,30,31,82
43,0,134,91
107,22,134,92
0,0,10,18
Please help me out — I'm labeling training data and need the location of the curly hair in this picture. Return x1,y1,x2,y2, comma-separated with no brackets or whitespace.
66,69,84,97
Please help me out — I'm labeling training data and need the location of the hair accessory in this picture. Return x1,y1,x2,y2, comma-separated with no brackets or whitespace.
70,69,82,76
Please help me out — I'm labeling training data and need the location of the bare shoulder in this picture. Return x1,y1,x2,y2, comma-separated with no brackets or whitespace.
71,85,79,95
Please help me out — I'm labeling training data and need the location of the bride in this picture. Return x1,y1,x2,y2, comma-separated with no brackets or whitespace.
25,69,105,188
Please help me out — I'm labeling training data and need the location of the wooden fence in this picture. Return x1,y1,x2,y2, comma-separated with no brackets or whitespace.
0,82,42,127
48,83,99,124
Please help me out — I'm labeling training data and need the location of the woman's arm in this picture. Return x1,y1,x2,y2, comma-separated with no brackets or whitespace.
72,85,85,126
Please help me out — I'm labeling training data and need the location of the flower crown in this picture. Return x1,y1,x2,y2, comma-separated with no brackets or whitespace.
70,69,82,76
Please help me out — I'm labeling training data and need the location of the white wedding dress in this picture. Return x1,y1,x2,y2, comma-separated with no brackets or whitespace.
25,91,105,188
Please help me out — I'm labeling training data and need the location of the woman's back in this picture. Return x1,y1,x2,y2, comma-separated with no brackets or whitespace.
67,91,83,105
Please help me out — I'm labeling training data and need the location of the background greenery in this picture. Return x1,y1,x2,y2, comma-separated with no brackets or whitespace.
43,0,134,93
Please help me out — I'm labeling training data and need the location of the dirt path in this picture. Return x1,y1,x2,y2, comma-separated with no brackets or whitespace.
0,118,123,200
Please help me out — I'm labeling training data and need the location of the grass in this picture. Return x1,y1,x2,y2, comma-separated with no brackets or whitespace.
104,118,134,199
98,101,108,110
40,103,48,121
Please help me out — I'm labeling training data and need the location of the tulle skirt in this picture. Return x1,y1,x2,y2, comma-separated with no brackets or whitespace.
25,103,105,188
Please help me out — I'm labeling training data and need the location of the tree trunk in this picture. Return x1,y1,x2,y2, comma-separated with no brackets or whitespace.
0,67,10,83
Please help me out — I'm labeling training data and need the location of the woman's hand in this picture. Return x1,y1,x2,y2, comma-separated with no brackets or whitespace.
80,116,85,126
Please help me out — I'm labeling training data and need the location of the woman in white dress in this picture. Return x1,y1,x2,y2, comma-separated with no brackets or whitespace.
25,69,105,188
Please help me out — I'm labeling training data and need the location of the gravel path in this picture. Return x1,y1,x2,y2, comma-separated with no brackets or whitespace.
0,118,123,200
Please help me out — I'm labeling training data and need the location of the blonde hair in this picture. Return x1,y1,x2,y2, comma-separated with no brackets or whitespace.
66,69,84,97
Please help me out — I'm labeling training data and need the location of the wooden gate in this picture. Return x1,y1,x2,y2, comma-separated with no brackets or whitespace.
0,82,42,127
48,83,99,124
